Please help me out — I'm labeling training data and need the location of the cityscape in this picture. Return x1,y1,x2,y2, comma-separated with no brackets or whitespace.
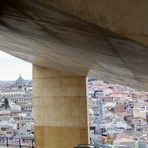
88,79,148,148
0,76,147,147
0,75,33,147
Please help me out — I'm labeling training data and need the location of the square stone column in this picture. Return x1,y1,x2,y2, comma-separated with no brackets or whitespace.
33,65,89,148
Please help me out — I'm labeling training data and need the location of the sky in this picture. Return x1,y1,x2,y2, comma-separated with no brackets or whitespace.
0,50,32,81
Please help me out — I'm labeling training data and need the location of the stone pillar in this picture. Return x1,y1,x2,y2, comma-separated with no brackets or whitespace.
33,65,89,148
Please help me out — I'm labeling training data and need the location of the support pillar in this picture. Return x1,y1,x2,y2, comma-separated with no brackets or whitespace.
33,65,89,148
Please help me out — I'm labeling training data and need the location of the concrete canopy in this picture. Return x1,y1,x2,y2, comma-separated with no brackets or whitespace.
0,0,148,90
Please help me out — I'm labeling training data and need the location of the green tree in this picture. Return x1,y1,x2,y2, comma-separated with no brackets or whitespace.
4,97,9,110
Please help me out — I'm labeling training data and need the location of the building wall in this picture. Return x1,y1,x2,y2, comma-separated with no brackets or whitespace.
133,107,147,119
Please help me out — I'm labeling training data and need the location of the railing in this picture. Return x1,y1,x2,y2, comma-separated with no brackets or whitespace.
74,144,111,148
0,136,34,148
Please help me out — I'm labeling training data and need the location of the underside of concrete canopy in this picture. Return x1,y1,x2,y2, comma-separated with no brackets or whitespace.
0,0,148,90
1,1,148,148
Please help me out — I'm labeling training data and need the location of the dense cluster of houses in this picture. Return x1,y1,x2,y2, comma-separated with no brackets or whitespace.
0,75,33,146
88,79,148,148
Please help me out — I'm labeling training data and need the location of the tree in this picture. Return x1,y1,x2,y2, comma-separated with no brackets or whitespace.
4,97,9,110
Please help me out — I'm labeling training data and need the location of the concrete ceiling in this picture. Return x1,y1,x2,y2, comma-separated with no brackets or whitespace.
43,0,148,47
0,0,148,90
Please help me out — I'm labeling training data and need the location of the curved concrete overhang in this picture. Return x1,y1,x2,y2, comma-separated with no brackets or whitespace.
0,0,148,90
40,0,148,47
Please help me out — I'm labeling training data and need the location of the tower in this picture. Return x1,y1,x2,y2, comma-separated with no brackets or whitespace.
94,90,104,125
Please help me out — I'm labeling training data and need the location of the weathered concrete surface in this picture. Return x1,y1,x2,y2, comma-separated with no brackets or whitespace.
0,0,147,90
39,0,148,47
33,65,89,148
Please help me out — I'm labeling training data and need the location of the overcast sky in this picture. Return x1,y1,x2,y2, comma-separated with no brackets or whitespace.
0,50,32,81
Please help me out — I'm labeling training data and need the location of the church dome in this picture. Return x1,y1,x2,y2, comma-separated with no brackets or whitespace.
15,75,25,87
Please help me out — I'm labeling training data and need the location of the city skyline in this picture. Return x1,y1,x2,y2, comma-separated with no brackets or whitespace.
0,50,32,81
